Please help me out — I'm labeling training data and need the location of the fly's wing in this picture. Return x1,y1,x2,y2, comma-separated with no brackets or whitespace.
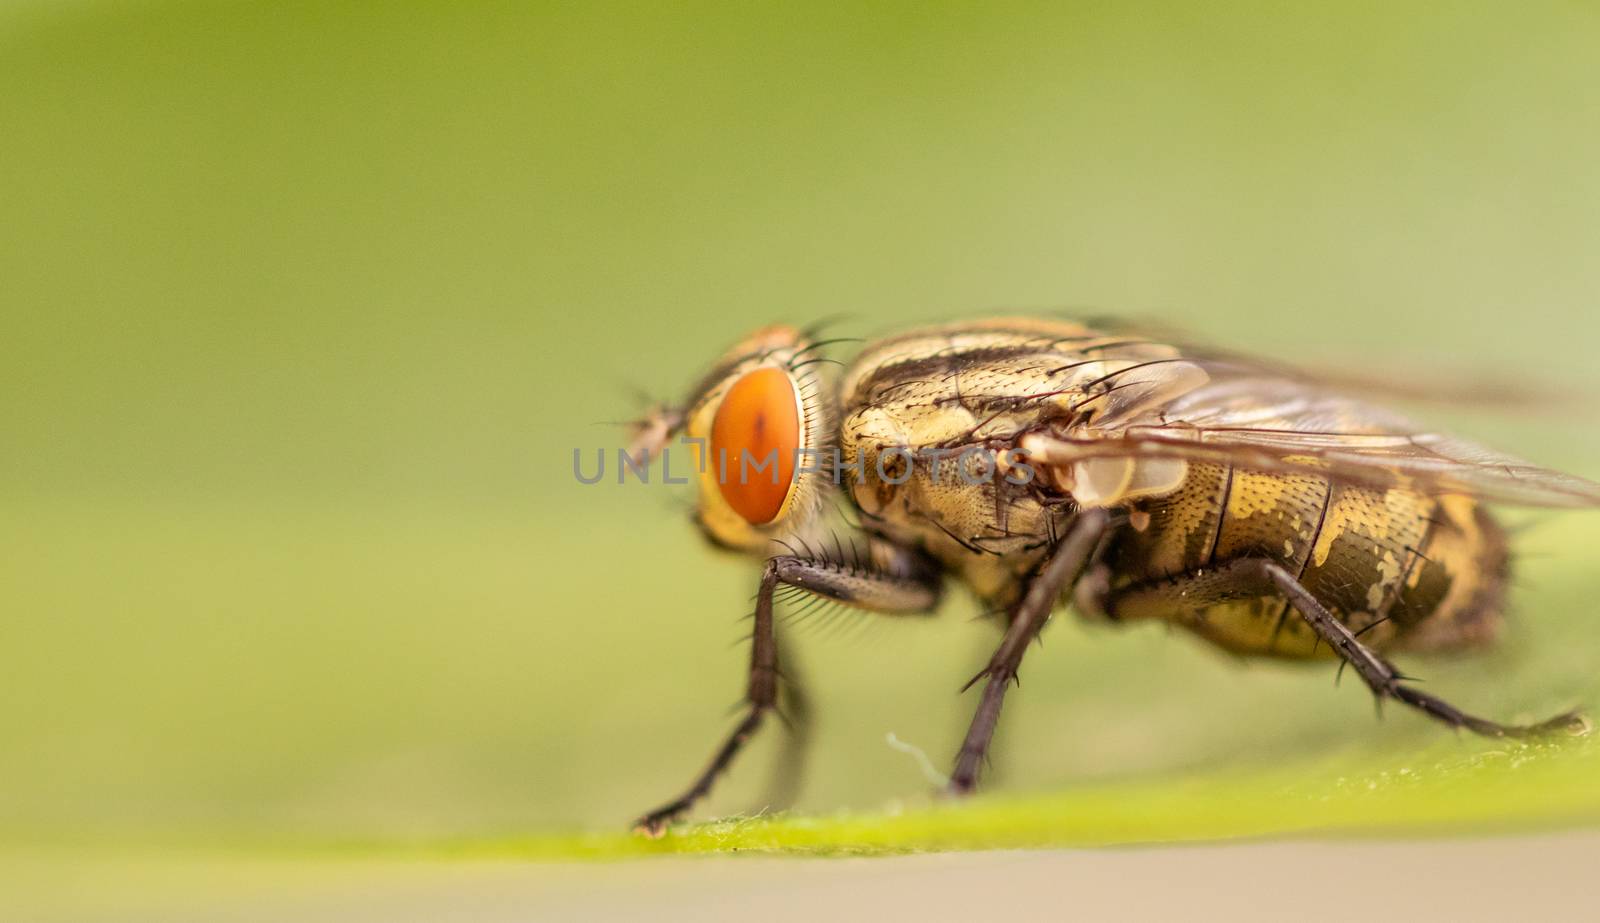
1021,364,1600,509
1086,315,1585,412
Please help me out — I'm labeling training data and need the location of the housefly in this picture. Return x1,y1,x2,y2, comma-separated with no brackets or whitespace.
623,317,1599,835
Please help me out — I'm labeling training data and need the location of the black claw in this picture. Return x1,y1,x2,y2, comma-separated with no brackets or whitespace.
632,809,679,838
1506,709,1591,739
944,778,977,798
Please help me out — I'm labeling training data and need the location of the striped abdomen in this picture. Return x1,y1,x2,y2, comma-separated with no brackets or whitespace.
1103,463,1508,657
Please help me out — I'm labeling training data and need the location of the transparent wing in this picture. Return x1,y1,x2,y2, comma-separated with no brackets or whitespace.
1087,314,1584,412
1024,367,1600,509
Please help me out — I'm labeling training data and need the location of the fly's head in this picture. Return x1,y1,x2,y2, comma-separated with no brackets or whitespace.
629,325,838,554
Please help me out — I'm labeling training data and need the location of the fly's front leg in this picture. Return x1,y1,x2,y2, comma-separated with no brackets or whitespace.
632,546,942,836
1245,560,1587,738
758,624,812,813
949,508,1109,795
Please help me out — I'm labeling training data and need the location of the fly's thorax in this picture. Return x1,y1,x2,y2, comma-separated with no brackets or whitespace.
839,317,1097,404
834,317,1216,602
841,415,1066,603
842,318,1208,436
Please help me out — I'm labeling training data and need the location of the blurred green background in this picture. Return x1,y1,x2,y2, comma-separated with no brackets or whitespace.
4,0,1600,850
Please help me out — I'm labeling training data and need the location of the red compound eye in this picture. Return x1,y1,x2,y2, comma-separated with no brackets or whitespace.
710,367,800,525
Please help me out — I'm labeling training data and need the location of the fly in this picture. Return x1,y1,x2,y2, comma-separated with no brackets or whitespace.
622,317,1599,835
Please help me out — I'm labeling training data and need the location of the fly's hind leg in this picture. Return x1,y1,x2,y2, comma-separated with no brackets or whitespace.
633,546,942,836
1147,559,1587,739
1246,559,1586,738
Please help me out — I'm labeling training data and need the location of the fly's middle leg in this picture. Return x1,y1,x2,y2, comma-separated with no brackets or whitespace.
948,508,1109,795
